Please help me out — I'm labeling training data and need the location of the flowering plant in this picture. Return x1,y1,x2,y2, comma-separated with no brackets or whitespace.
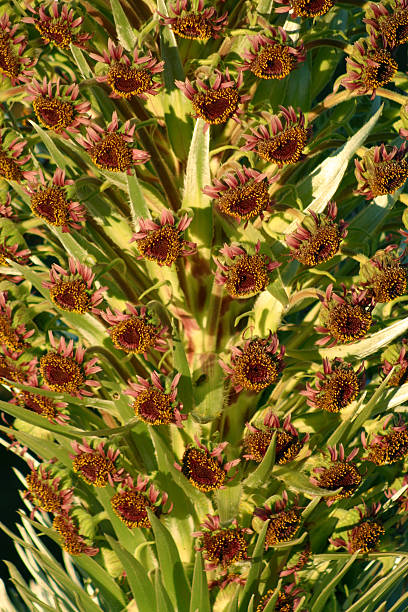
1,1,408,611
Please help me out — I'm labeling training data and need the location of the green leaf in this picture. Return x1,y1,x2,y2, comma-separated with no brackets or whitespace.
243,433,276,488
28,120,73,171
127,173,151,223
50,226,92,261
192,354,224,423
157,0,185,88
182,119,212,256
238,520,269,612
277,471,341,498
320,315,408,360
173,321,194,412
148,510,191,612
291,104,383,230
70,44,92,78
189,551,211,612
226,585,241,612
254,291,285,336
155,569,175,612
267,276,289,307
0,424,72,467
262,580,283,612
0,522,102,612
107,536,156,612
214,484,242,526
311,552,359,612
110,0,137,51
345,559,408,612
73,554,127,610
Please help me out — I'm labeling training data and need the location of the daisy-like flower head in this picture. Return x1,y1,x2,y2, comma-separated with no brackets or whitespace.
331,503,384,554
241,106,310,167
214,241,280,300
77,111,150,174
158,0,228,40
362,415,408,465
315,283,374,347
24,169,86,232
175,437,240,492
310,444,362,504
192,514,252,571
254,491,301,549
131,209,196,267
39,331,101,398
243,411,309,464
220,332,285,393
240,25,305,81
111,474,172,528
125,371,186,427
355,143,408,199
22,2,93,50
300,358,365,413
24,460,73,518
42,257,106,315
0,193,16,219
203,165,276,227
256,584,304,612
286,201,348,266
0,348,37,385
364,0,408,48
360,245,407,303
102,303,168,355
0,13,36,85
342,37,398,99
381,339,408,386
175,68,250,131
275,0,334,17
70,439,126,487
53,513,99,556
0,131,36,183
13,372,69,425
26,77,90,138
0,238,31,283
0,290,34,352
90,39,164,100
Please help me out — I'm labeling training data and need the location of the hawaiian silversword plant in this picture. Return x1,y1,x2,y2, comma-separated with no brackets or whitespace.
1,1,408,611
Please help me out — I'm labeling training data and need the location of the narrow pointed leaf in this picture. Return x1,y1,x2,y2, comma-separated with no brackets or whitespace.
155,569,175,612
107,535,156,612
110,0,137,51
238,520,269,612
311,552,359,612
243,433,276,488
148,510,191,612
127,173,151,223
189,551,210,612
290,104,383,232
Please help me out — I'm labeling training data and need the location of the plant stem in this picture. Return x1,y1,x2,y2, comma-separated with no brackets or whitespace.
309,88,408,121
130,98,181,212
205,280,223,352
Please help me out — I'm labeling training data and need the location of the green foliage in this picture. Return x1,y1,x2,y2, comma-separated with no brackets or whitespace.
1,0,408,611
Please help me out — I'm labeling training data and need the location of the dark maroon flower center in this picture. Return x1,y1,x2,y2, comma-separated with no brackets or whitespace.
245,361,270,384
236,271,256,292
203,97,230,119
